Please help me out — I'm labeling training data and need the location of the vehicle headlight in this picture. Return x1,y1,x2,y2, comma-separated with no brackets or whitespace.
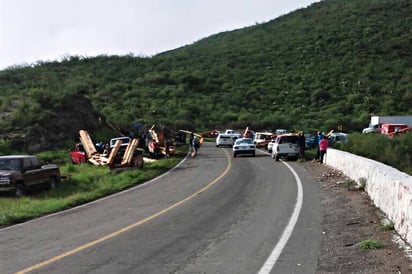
0,176,11,182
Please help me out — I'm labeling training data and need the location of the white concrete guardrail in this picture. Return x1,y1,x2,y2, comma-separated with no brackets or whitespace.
325,148,412,246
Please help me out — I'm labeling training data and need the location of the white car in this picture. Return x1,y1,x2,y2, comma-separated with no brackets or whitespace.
216,133,241,147
271,134,300,161
233,138,256,157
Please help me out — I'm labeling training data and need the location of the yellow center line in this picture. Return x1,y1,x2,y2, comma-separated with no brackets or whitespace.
16,149,232,274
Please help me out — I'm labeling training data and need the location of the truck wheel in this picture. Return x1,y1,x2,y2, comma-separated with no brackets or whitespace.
50,177,58,189
15,184,24,198
133,155,144,169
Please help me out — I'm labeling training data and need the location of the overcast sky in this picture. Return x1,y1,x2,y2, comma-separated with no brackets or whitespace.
0,0,319,70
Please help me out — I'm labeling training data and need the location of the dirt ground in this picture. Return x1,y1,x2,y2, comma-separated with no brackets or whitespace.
302,161,412,273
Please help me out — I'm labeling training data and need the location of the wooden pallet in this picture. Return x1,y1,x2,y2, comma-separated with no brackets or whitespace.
79,130,98,158
148,125,159,143
78,130,110,166
121,138,139,165
107,140,122,165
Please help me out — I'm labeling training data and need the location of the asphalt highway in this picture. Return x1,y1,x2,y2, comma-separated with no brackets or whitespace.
0,142,322,274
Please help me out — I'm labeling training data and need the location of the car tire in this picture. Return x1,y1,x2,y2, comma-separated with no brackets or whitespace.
233,152,237,157
275,155,280,161
133,155,144,169
50,177,58,189
15,184,24,198
252,152,256,157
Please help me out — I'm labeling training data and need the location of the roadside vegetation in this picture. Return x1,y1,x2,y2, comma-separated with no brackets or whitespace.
336,133,412,175
0,0,411,224
381,221,395,231
0,148,187,227
358,239,383,250
0,0,411,153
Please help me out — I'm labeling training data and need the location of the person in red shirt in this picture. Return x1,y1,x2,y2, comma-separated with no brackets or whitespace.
319,136,329,164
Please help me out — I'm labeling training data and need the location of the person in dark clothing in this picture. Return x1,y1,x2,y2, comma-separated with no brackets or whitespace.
298,131,306,161
192,136,200,158
315,131,323,161
189,133,194,150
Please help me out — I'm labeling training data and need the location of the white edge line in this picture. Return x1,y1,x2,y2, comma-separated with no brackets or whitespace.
0,153,190,232
257,160,304,274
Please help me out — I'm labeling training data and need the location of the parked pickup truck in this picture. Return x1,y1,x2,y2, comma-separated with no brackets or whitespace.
0,155,61,197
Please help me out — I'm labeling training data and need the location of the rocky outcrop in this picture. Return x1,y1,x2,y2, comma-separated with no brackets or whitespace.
9,95,105,153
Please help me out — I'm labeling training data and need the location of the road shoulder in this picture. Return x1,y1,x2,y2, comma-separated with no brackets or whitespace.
302,161,412,273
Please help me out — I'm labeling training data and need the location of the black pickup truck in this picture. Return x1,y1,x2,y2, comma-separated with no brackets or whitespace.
0,155,61,197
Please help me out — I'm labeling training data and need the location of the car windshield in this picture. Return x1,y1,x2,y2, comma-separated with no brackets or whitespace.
0,159,22,170
110,137,130,147
279,136,298,144
236,139,253,145
334,135,347,141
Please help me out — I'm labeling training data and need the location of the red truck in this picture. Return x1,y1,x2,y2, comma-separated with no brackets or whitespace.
69,136,130,164
380,123,409,136
70,143,88,164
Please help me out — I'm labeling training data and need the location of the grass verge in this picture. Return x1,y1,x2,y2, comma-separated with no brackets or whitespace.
0,147,186,227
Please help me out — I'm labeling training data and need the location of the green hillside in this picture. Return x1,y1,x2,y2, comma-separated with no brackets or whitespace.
0,0,411,152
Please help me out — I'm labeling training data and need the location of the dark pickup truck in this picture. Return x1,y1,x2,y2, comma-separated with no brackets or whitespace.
0,155,61,197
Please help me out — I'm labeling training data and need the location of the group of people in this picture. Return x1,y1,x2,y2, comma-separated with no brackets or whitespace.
297,131,329,164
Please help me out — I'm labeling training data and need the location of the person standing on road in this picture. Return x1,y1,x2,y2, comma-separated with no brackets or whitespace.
192,136,200,158
319,135,329,164
298,131,306,161
189,133,194,150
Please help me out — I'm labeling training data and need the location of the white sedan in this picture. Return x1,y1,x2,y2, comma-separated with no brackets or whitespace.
233,138,256,157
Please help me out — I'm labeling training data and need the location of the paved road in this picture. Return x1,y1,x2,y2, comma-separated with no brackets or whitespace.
0,142,322,274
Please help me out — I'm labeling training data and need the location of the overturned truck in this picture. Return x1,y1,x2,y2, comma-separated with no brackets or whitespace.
70,130,144,170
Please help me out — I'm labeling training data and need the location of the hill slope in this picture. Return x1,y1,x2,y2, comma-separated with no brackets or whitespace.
0,0,411,152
